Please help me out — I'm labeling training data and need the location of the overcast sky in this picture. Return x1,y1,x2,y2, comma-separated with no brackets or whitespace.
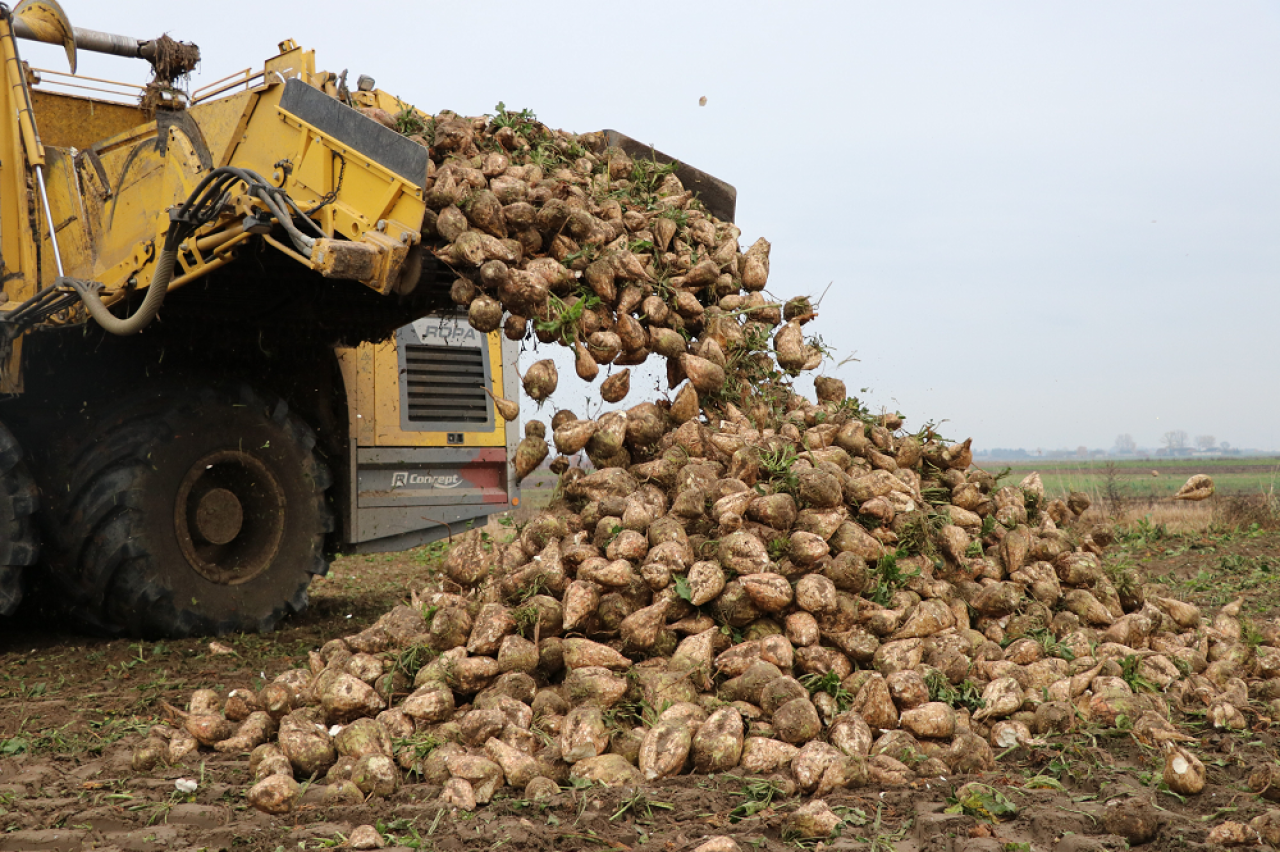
27,2,1280,452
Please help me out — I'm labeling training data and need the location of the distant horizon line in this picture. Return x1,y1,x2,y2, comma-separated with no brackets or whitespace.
974,448,1278,458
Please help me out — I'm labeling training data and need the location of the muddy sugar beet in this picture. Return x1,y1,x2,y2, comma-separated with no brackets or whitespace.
138,105,1252,816
407,106,830,417
146,388,1256,815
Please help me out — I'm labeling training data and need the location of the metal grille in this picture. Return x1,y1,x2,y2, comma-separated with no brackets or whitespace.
403,345,489,424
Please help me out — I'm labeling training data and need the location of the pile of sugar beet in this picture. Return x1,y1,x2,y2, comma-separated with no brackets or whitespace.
132,107,1280,841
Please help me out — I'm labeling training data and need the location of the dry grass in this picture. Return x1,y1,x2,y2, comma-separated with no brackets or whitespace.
1215,490,1280,531
1078,489,1279,535
1078,500,1211,535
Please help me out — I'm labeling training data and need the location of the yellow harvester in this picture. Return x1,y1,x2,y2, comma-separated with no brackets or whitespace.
0,3,523,636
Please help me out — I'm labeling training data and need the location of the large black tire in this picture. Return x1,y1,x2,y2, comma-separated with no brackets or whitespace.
42,385,332,638
0,423,39,615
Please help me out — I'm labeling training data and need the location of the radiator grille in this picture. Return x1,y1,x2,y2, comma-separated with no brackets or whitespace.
403,345,489,424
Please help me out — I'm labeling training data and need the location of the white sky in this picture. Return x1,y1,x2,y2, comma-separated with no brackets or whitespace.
26,1,1280,452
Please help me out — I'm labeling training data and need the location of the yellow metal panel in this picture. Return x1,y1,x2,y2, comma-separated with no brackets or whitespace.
159,128,210,229
368,334,508,449
29,90,143,151
275,117,421,242
27,88,262,303
218,81,285,176
264,45,314,81
41,147,92,274
2,21,44,168
90,134,165,273
230,83,426,247
186,91,255,168
0,19,41,391
359,89,423,123
336,346,378,445
291,129,327,198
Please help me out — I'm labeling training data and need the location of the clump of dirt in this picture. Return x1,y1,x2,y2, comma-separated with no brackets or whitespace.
147,34,199,82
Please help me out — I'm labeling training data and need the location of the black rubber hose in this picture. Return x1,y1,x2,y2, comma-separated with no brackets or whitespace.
176,169,239,219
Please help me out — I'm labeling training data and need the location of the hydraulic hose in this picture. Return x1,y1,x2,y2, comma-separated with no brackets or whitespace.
63,166,316,336
257,189,315,254
65,235,179,336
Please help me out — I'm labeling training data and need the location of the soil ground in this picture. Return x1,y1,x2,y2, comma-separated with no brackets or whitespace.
1,517,1279,852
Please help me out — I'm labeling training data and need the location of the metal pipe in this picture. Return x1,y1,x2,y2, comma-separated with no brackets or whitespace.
13,19,135,58
25,77,137,99
31,65,144,89
260,233,314,269
167,252,233,289
210,230,252,258
34,166,62,276
11,20,199,65
192,67,254,99
194,222,247,253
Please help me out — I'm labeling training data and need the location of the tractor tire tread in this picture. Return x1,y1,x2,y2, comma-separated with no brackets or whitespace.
40,385,332,637
0,422,39,615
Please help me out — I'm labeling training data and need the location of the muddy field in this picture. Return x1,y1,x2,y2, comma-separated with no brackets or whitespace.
0,521,1278,852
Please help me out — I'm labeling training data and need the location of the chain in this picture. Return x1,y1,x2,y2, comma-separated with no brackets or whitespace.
305,151,347,215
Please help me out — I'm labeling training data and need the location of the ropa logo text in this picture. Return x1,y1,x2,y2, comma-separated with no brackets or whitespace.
412,320,480,346
390,472,463,489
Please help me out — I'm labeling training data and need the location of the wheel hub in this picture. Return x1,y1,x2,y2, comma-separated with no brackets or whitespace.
175,450,286,585
194,488,244,545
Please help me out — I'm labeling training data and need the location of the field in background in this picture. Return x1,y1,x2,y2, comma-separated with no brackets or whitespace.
976,456,1280,535
973,456,1280,500
515,458,1280,535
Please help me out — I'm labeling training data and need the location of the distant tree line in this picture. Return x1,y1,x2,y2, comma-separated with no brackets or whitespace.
1111,431,1229,456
